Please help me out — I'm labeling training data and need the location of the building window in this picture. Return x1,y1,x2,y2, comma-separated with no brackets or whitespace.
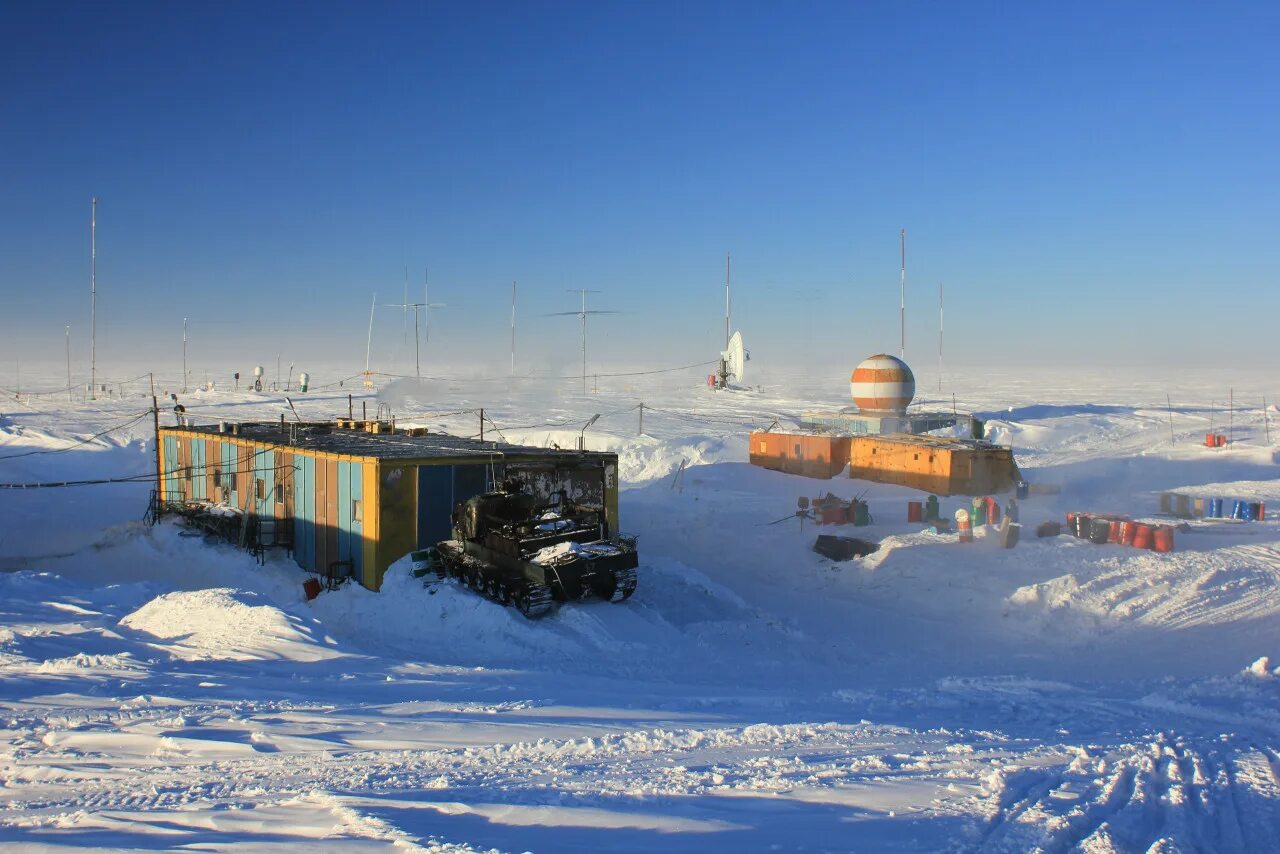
758,441,767,453
184,467,193,481
352,499,362,522
794,443,802,457
256,478,266,501
213,468,222,488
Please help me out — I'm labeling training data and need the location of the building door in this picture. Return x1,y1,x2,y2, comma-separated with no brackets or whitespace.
417,464,492,548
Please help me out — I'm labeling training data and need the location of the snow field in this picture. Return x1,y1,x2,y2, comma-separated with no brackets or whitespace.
1,365,1279,850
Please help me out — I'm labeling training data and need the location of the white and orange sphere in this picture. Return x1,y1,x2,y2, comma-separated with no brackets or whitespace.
850,354,915,412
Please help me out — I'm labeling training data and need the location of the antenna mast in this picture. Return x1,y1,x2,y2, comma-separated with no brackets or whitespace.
899,228,905,360
65,325,72,402
725,251,731,349
511,280,516,378
182,317,188,393
938,283,943,393
365,292,376,374
90,197,97,399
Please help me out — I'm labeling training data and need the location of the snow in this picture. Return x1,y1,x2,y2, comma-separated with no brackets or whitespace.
2,365,1280,850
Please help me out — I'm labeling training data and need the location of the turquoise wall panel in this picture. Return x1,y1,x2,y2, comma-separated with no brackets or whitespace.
222,443,236,504
163,436,180,501
191,440,206,500
338,461,352,573
254,449,276,518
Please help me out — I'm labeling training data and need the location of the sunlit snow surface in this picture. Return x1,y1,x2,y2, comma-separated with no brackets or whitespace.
2,366,1279,852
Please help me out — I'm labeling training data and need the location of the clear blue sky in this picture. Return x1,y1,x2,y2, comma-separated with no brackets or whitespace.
2,1,1277,381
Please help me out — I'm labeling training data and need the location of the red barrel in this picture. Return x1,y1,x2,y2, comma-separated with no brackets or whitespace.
1205,433,1217,447
1217,434,1228,447
907,500,923,522
1132,524,1153,549
1257,502,1266,521
1152,525,1174,553
1108,520,1122,543
1119,521,1137,545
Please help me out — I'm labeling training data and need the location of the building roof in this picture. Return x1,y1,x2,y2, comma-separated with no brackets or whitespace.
162,421,614,463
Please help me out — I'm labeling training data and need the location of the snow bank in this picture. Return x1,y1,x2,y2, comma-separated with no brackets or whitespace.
120,588,347,662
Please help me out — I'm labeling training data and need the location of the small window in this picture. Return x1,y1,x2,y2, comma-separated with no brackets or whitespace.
352,499,362,522
871,448,877,455
794,443,802,457
275,485,285,505
213,468,222,488
913,453,919,461
256,478,266,501
184,467,193,481
758,441,767,453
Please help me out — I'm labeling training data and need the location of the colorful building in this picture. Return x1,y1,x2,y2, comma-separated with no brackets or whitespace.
157,421,621,590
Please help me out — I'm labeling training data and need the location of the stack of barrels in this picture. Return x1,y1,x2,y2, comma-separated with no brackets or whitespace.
1162,492,1265,522
1066,512,1175,553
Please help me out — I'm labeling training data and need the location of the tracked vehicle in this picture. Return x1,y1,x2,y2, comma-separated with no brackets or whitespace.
431,486,638,619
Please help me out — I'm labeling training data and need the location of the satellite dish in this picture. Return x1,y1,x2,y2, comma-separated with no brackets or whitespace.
719,331,748,387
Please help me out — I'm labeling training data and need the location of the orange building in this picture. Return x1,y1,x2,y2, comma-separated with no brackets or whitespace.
749,430,1019,496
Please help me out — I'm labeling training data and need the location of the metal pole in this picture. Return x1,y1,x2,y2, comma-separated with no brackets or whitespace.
511,280,516,378
413,307,421,378
1265,395,1272,444
581,289,588,395
1167,393,1175,444
276,353,281,391
65,326,72,402
725,251,731,349
480,408,485,442
899,228,906,360
938,282,943,393
638,402,644,436
365,292,376,374
182,317,188,393
90,197,97,399
153,395,163,513
1229,388,1234,445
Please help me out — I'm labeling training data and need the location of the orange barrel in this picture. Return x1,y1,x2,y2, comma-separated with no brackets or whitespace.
1108,520,1122,543
1217,434,1228,447
907,500,923,522
1205,433,1216,447
1152,525,1174,553
1132,524,1153,549
986,496,1001,525
1119,521,1137,545
1193,498,1205,518
1256,502,1266,521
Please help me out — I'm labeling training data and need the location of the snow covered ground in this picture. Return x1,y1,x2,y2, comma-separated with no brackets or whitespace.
2,365,1280,851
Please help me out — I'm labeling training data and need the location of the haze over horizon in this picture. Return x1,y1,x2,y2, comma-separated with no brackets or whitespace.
2,1,1277,380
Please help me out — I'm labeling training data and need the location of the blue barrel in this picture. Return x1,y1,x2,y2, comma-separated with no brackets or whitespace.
1209,498,1223,518
1241,501,1255,522
1231,499,1245,520
1016,480,1029,499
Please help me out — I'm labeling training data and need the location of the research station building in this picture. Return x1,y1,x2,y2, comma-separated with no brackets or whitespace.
157,420,621,590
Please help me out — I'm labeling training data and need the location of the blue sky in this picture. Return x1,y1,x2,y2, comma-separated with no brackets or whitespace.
1,1,1277,381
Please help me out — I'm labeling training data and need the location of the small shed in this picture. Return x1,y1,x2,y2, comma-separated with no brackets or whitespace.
847,434,1019,496
157,421,621,591
748,431,851,479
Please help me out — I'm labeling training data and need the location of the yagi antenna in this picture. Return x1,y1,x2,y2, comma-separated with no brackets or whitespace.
545,289,619,394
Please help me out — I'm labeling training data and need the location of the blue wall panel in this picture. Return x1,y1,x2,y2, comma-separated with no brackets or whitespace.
418,465,453,548
292,456,315,572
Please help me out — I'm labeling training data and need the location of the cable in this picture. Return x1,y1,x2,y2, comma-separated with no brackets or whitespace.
372,359,717,384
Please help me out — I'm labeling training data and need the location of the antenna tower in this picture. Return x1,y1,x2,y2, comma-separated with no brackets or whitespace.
90,197,97,399
899,228,906,360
